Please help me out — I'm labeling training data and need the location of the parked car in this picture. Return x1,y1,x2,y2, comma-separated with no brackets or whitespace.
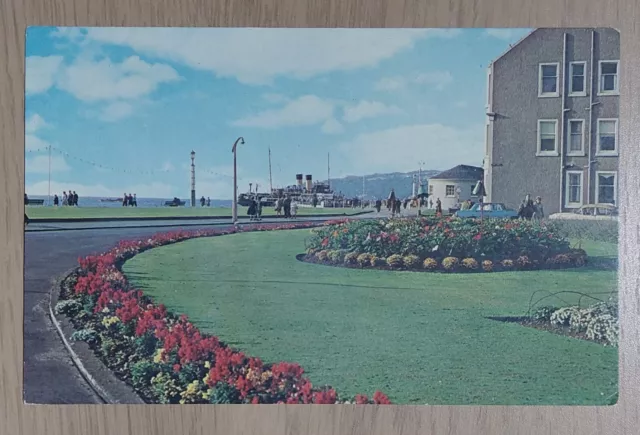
454,202,519,219
549,204,618,221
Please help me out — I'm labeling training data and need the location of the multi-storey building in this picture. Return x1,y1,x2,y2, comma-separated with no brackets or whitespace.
484,28,620,215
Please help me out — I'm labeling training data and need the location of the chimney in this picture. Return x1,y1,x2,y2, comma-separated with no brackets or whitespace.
296,174,303,187
305,174,312,192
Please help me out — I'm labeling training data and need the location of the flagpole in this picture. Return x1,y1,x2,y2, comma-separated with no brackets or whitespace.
48,144,52,206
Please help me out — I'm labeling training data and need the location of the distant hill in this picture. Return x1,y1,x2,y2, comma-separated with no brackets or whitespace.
320,170,441,200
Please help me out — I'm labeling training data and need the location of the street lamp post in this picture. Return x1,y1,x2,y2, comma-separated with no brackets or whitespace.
231,137,245,224
190,150,196,207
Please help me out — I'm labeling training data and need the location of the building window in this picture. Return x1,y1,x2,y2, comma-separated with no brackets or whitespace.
568,119,585,155
445,185,455,197
428,185,434,195
569,62,586,96
565,171,584,208
599,61,619,94
596,171,617,205
597,119,618,155
537,119,558,155
538,63,560,97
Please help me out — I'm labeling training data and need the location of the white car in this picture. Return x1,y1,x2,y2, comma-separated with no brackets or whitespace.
549,204,618,221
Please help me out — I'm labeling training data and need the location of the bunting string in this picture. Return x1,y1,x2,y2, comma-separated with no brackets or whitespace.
26,145,234,178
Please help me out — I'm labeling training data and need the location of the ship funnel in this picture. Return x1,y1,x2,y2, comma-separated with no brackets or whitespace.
296,174,303,187
305,174,312,192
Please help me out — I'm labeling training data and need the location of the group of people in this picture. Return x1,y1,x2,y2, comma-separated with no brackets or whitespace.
274,196,299,218
50,191,79,207
199,196,212,207
122,193,137,207
517,194,545,220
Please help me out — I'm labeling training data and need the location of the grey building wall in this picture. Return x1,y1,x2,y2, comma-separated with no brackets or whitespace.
485,28,619,215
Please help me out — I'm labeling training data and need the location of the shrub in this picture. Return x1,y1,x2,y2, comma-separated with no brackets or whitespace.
482,260,493,272
386,254,404,269
131,360,160,389
585,313,619,345
327,250,346,264
461,258,478,270
315,250,329,261
344,252,359,265
403,255,421,269
423,258,438,270
552,254,572,266
532,305,557,322
55,299,82,317
70,328,98,345
442,257,459,271
151,372,181,404
501,259,514,270
370,255,384,267
516,255,532,269
357,253,373,267
550,307,581,327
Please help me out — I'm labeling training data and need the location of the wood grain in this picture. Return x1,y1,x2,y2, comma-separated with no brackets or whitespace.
2,0,639,434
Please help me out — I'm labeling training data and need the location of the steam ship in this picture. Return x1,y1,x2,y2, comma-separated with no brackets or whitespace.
237,173,347,208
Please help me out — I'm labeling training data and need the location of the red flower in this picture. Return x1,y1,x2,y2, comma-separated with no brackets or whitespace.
355,394,369,404
251,396,260,404
321,237,329,247
373,391,391,404
473,233,482,240
173,364,181,373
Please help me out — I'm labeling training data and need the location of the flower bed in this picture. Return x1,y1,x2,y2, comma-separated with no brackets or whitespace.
303,217,587,273
529,300,619,346
54,222,391,405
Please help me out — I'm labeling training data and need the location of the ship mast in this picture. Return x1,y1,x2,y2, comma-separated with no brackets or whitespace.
268,147,273,191
327,152,331,190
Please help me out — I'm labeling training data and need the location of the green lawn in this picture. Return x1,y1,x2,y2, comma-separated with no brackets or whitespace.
26,206,367,219
123,230,618,405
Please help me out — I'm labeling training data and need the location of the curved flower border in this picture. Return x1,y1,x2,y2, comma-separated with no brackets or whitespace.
55,222,391,405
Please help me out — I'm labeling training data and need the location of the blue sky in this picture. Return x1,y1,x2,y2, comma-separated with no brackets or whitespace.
25,27,530,199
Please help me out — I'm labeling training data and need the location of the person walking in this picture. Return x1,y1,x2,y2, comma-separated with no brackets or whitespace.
275,197,283,216
206,197,211,207
533,196,545,220
435,198,442,216
283,195,292,218
247,198,257,221
53,194,59,206
132,194,138,207
24,193,29,206
291,199,299,218
256,198,263,221
200,196,206,207
72,191,78,206
387,188,396,211
122,193,128,207
375,199,382,213
62,191,68,206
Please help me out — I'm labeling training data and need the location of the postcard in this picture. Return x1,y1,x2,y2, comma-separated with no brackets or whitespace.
24,27,619,405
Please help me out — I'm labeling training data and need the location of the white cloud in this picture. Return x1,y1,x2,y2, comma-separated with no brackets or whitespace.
99,102,134,122
25,114,50,133
57,28,460,85
413,71,453,90
485,29,526,40
25,134,51,151
373,77,405,92
232,95,335,129
25,56,63,94
262,93,289,103
56,56,180,102
321,118,344,134
50,27,85,42
342,100,402,123
338,123,484,174
26,155,70,174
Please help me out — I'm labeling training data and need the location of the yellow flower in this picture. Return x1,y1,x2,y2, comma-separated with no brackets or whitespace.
153,348,164,364
261,370,272,382
204,361,211,369
101,316,120,328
